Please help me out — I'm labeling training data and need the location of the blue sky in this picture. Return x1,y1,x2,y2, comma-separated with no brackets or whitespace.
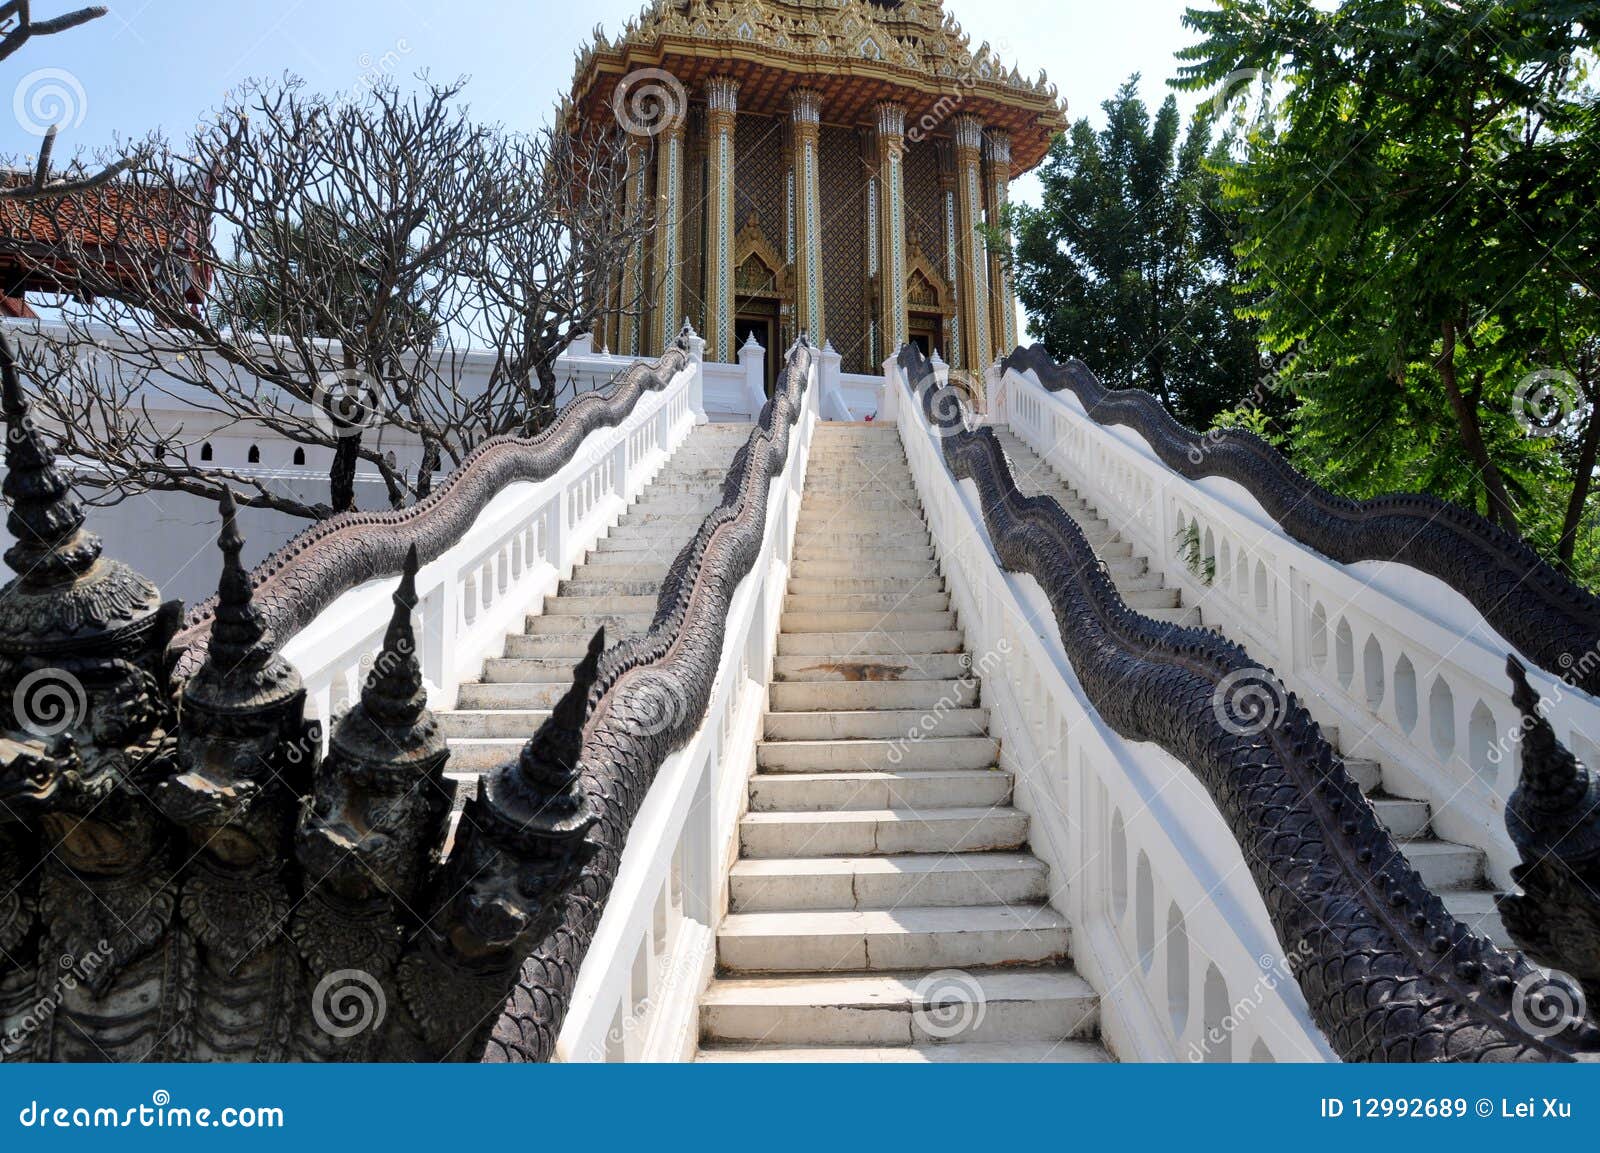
1,0,1211,211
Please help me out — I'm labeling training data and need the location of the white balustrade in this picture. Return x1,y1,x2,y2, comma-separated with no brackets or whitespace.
282,353,704,728
991,362,1600,888
555,356,819,1062
893,358,1333,1062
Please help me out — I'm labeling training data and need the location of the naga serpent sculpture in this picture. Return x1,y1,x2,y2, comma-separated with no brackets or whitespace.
481,337,815,1061
905,344,1600,1062
0,338,598,1059
1001,344,1600,697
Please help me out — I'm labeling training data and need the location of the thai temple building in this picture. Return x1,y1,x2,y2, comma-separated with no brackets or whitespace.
567,0,1065,392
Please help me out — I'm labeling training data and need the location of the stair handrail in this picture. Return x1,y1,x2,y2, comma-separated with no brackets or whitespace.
1001,344,1600,695
170,339,695,679
896,342,1600,1062
996,346,1600,888
161,338,700,716
480,338,818,1062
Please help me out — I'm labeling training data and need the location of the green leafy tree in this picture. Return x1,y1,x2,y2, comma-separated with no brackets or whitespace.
1176,0,1600,577
1009,77,1262,428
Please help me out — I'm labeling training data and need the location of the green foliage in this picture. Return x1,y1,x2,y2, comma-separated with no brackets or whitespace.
1175,0,1600,582
1009,77,1261,429
1175,519,1217,583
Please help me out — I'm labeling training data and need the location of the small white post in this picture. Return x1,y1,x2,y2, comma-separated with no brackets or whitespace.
818,339,846,421
681,318,708,424
738,330,766,419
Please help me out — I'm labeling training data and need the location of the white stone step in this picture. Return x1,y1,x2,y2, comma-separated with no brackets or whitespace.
456,680,572,710
573,561,673,583
786,575,944,596
767,678,978,713
442,736,537,771
764,706,987,741
717,904,1072,972
775,629,965,655
544,594,658,615
480,657,586,683
729,852,1048,911
781,610,954,633
558,578,664,597
696,1040,1108,1062
739,806,1027,858
524,611,653,634
791,544,935,564
794,529,932,548
503,632,618,658
1441,890,1511,948
747,769,1010,812
1382,839,1485,891
699,969,1097,1046
771,652,970,681
756,736,998,773
1370,795,1432,839
791,559,937,582
437,709,549,739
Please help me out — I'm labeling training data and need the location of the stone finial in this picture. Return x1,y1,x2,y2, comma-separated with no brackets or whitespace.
1,335,96,586
0,334,163,658
480,627,603,848
184,488,303,714
328,544,445,776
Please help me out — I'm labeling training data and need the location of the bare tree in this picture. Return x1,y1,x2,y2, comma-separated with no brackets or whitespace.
454,116,655,435
0,3,140,202
5,75,654,520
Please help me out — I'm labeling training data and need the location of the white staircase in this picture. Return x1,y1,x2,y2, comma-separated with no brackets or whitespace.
988,426,1505,946
436,423,749,792
696,423,1109,1062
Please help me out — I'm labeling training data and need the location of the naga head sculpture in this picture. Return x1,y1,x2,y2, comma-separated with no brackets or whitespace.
159,490,315,876
296,545,451,908
0,337,179,872
437,627,602,962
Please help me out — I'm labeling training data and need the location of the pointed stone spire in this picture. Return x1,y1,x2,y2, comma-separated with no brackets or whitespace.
185,488,302,714
0,334,162,660
1505,654,1600,860
328,544,445,778
1,335,98,587
479,626,602,846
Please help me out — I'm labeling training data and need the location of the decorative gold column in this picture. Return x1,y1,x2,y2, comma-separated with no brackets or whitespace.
618,138,650,357
789,87,825,346
952,114,991,374
937,139,961,369
874,102,909,356
985,130,1018,357
703,76,739,364
653,113,688,354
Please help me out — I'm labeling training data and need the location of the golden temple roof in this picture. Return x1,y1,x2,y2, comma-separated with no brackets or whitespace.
565,0,1067,172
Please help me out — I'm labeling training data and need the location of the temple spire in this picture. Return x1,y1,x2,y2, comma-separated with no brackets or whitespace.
0,333,98,586
360,544,428,731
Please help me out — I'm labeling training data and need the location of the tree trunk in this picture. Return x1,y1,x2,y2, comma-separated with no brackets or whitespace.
1558,364,1599,569
1436,320,1519,532
330,434,360,514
